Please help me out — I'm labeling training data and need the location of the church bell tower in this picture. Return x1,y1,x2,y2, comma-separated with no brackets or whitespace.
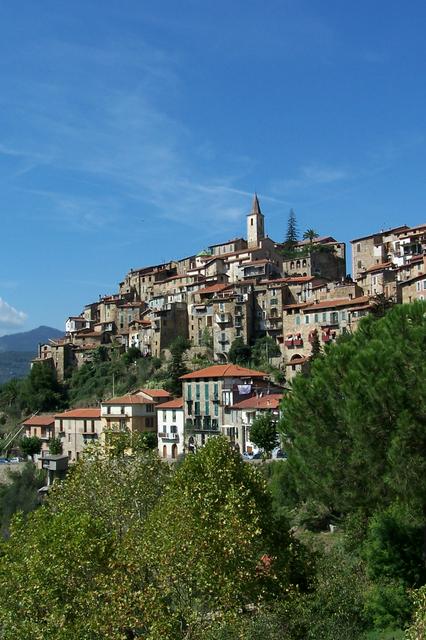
247,193,265,248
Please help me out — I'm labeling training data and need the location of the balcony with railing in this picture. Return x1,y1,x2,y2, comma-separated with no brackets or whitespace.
215,313,231,324
158,432,179,441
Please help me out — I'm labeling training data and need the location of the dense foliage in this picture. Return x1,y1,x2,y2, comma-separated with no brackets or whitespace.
276,301,426,633
0,438,305,639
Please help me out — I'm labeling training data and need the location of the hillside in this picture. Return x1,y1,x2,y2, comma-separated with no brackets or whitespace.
0,352,34,384
0,326,62,353
0,326,62,384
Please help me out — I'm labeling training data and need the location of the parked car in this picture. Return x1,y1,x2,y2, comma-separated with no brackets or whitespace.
0,458,9,464
272,447,288,459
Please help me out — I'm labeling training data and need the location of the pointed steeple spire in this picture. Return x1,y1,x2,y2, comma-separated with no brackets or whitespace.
251,192,262,215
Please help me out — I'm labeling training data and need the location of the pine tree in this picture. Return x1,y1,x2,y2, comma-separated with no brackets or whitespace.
284,208,298,248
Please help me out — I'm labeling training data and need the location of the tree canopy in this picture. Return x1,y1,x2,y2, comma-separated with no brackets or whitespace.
0,438,302,639
249,413,279,457
279,302,426,520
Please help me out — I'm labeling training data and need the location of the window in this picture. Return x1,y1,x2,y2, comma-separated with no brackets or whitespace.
146,404,154,413
314,313,319,323
295,315,301,326
304,315,310,324
187,385,192,400
322,312,327,322
357,243,361,253
205,383,209,400
68,434,71,442
357,261,362,269
196,384,200,399
172,410,176,422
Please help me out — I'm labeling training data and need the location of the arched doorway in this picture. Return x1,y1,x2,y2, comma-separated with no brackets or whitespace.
162,444,167,458
171,444,178,459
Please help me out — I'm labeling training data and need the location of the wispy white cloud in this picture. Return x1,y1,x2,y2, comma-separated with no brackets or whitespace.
0,298,27,328
273,164,350,194
7,38,286,236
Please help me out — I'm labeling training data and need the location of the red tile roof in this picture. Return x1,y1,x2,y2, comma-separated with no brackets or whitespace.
156,397,184,409
360,261,393,274
55,408,101,419
230,394,283,410
197,283,231,295
180,364,267,380
23,414,55,426
351,225,410,243
139,388,171,399
303,296,370,312
102,395,153,405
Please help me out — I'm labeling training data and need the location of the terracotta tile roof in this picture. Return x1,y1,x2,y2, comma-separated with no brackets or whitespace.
139,389,171,399
398,271,425,285
242,259,271,267
74,331,104,338
156,397,184,409
351,225,409,243
360,261,393,274
102,395,153,405
23,414,55,426
180,364,267,380
230,394,283,410
197,283,232,295
283,302,310,310
398,223,426,238
55,408,101,419
303,296,370,312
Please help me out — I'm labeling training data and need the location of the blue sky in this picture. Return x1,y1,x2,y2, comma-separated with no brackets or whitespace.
1,0,426,334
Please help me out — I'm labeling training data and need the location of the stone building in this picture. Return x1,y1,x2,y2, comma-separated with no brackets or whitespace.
281,296,373,360
180,364,269,451
55,407,102,463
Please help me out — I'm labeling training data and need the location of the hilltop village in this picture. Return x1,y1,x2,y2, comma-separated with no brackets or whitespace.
25,195,426,461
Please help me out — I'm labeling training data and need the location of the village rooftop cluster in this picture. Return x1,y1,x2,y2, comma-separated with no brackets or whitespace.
26,195,426,461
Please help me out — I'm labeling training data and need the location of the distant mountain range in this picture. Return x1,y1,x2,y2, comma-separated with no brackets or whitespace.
0,326,62,385
0,326,63,353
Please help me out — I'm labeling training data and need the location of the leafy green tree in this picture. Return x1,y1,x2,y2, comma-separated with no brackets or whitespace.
228,337,251,365
122,346,142,366
200,327,213,349
249,413,279,457
48,437,63,455
251,336,280,367
0,463,45,537
21,362,65,412
0,449,170,639
167,335,191,396
19,435,42,461
119,437,299,639
407,585,426,639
